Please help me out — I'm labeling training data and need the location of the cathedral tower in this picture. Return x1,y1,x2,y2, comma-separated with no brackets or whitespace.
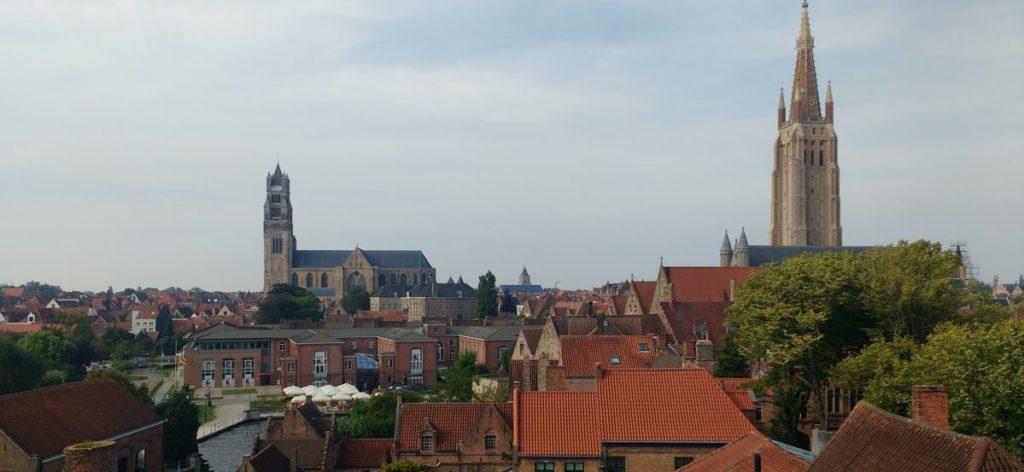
264,164,294,292
770,1,841,247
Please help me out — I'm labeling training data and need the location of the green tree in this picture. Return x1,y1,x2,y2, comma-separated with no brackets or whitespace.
338,390,422,439
154,387,200,464
22,281,61,300
381,460,429,472
442,352,488,402
713,334,750,378
858,241,967,342
256,283,323,324
0,336,44,394
341,287,371,315
156,305,174,339
476,271,498,318
727,252,873,428
833,320,1024,457
17,329,77,369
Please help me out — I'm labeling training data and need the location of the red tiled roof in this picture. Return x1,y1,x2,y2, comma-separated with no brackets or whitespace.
518,392,601,456
664,301,731,347
522,329,544,354
1,287,25,297
395,402,512,453
663,267,759,302
360,310,407,322
809,402,1024,472
0,378,162,459
632,281,657,313
679,432,810,472
718,378,756,412
609,295,627,314
336,438,394,468
517,368,757,457
558,335,657,377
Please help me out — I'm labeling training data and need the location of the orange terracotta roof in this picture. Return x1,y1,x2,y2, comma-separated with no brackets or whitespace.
517,368,757,457
518,392,601,456
679,432,810,472
718,378,756,412
810,402,1024,472
395,402,512,453
336,438,394,469
558,335,657,377
360,310,407,322
609,295,627,314
1,287,25,297
664,301,731,347
663,267,759,302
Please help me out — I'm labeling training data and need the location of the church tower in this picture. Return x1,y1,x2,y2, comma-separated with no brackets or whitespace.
264,164,294,292
770,1,841,247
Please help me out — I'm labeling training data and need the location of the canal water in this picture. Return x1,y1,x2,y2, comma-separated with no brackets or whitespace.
198,421,265,472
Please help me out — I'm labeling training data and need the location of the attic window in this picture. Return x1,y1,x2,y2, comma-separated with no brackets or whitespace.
485,434,496,451
638,343,650,352
420,434,433,451
610,356,621,365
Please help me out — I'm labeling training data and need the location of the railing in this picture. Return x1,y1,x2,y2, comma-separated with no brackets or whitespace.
196,415,247,441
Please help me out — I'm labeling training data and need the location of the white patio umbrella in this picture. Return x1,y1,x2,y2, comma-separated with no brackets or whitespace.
338,383,359,395
312,394,333,403
302,385,318,394
289,395,306,404
283,386,304,396
351,392,371,400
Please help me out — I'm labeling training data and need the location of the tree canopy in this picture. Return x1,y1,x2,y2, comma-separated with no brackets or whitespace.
341,286,371,315
256,283,323,324
476,271,498,318
0,336,44,395
381,460,429,472
442,352,489,402
712,334,750,378
337,389,423,439
155,387,200,464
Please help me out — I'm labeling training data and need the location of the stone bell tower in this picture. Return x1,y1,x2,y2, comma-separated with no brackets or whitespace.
264,164,294,292
770,1,841,247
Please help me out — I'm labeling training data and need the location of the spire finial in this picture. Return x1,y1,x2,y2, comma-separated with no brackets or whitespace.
778,87,786,109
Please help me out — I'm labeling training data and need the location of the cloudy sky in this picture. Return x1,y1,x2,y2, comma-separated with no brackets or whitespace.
1,0,1021,292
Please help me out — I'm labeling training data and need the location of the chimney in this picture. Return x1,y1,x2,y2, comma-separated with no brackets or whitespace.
753,452,762,472
912,385,949,430
594,362,603,379
811,428,835,457
512,387,520,448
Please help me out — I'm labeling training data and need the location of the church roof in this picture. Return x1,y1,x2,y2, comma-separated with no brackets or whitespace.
292,249,432,269
744,245,873,267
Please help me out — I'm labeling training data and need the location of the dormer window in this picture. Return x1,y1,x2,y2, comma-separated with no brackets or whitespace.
610,356,621,366
27,314,35,324
485,434,496,451
638,343,649,352
420,434,433,452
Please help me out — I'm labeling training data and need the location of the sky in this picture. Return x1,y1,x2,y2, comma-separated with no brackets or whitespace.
1,0,1022,292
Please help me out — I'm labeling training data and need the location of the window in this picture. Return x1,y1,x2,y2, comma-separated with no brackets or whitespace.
819,150,824,166
413,274,418,285
243,358,254,379
605,457,625,472
437,343,444,361
386,358,394,368
344,360,352,370
305,273,313,288
485,434,496,451
674,457,694,468
201,360,214,380
379,274,387,286
389,274,398,285
321,273,329,288
368,340,375,349
313,351,327,380
351,341,358,350
272,236,283,254
450,350,456,361
535,463,554,472
450,337,456,346
400,274,408,285
270,207,280,217
222,359,234,379
565,463,585,472
291,273,298,286
134,449,146,471
420,434,433,451
279,341,287,352
610,356,621,365
271,194,281,203
638,343,650,352
410,348,423,374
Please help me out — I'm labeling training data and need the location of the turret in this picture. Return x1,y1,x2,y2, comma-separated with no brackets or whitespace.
720,230,733,267
778,88,787,129
825,80,834,123
731,228,750,267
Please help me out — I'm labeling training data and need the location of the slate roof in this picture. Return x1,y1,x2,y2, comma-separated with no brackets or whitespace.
448,325,534,341
679,432,811,472
395,403,512,453
0,378,163,460
292,249,432,269
436,282,476,298
558,335,657,377
809,402,1024,472
308,287,336,298
185,323,434,343
517,368,756,457
337,438,394,469
499,284,544,295
372,284,434,298
745,245,872,267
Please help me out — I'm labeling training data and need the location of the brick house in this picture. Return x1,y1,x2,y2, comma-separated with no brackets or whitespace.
182,323,439,391
395,401,514,471
514,368,757,472
0,378,163,471
678,432,812,471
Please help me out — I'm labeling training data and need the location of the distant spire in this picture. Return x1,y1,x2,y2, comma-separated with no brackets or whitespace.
720,230,733,252
447,275,454,284
790,0,822,122
778,88,786,109
825,80,833,103
736,227,749,249
270,163,285,185
457,275,464,284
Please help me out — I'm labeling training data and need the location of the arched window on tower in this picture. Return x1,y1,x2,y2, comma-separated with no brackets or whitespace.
400,274,408,285
413,274,418,285
389,274,398,285
379,274,386,287
305,273,313,288
291,273,298,286
321,273,328,288
819,150,824,166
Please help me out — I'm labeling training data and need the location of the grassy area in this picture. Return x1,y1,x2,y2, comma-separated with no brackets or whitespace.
129,375,146,381
197,404,216,425
222,388,257,395
250,397,287,412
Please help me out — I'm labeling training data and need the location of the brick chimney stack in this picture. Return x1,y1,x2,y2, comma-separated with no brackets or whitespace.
911,385,949,430
594,362,603,379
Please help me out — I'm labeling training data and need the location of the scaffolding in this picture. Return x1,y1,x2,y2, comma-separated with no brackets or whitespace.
950,241,978,282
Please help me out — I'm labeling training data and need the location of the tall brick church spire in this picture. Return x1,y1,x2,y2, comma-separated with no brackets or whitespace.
790,0,822,123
